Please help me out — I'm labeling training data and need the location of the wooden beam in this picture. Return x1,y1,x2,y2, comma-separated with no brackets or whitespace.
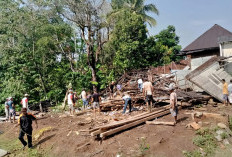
100,110,172,139
146,121,175,126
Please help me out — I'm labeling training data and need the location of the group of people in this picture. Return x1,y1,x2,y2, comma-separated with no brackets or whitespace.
4,94,38,149
137,77,178,124
67,89,101,117
4,94,29,123
222,79,232,105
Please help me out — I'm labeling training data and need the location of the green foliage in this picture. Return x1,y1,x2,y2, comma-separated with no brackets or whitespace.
183,150,202,157
139,137,150,156
192,128,217,157
104,11,148,74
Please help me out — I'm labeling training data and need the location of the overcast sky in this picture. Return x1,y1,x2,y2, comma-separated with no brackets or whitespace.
146,0,232,49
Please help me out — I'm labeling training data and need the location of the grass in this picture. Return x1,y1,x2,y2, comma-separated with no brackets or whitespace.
0,135,46,157
183,128,218,157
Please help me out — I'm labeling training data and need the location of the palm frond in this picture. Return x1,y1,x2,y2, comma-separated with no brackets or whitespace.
144,14,157,27
143,4,159,15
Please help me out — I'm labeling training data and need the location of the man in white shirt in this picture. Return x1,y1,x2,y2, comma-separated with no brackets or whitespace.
122,93,132,114
143,79,154,112
68,90,75,115
137,78,143,92
21,94,29,112
81,89,88,110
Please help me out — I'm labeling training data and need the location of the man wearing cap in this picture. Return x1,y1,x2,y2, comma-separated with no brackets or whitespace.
68,90,75,115
169,87,178,124
18,108,38,149
7,97,16,123
21,94,29,112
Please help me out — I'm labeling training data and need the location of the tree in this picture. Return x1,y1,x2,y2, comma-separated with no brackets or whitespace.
144,25,182,66
103,11,148,74
54,0,110,92
110,0,159,26
0,0,74,104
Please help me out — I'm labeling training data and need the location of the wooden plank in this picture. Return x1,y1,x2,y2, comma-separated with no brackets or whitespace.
99,107,169,131
100,109,173,139
146,121,175,126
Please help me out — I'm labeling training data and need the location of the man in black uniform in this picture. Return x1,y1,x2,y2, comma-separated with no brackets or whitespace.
18,108,38,149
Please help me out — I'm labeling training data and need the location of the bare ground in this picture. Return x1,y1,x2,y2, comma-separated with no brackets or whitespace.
0,104,231,157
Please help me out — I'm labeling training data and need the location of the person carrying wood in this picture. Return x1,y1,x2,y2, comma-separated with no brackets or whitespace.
222,79,229,106
17,108,38,149
68,90,75,115
169,87,178,124
143,79,154,112
91,90,101,118
122,92,132,114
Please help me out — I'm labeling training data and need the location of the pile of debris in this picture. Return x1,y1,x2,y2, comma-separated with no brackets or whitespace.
100,66,211,111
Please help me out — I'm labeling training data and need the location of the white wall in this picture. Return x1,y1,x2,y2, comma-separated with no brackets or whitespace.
221,42,232,57
191,56,213,70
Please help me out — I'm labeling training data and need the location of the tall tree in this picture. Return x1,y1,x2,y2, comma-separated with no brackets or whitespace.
54,0,110,92
103,11,148,74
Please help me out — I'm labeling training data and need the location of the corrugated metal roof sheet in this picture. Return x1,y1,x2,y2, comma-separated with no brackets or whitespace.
182,24,232,52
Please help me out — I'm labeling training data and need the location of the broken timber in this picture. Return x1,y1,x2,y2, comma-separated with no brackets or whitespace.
146,121,175,126
90,105,181,139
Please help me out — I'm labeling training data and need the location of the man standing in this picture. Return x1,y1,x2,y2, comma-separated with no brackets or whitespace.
91,91,101,118
81,89,88,110
109,81,115,99
21,94,29,112
7,97,16,123
228,79,232,105
222,79,229,106
169,87,178,124
18,108,38,149
122,92,132,114
4,98,9,122
143,79,154,112
137,78,143,92
68,90,75,115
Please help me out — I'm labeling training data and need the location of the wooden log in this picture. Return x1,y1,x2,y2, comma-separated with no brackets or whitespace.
146,121,175,126
100,109,172,139
99,108,168,131
91,130,102,136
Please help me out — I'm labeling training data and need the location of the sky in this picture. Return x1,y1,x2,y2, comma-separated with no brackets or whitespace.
145,0,232,49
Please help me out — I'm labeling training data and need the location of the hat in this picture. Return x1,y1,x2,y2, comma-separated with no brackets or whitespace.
21,108,27,112
8,97,12,99
69,90,73,93
25,94,29,97
169,86,176,91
